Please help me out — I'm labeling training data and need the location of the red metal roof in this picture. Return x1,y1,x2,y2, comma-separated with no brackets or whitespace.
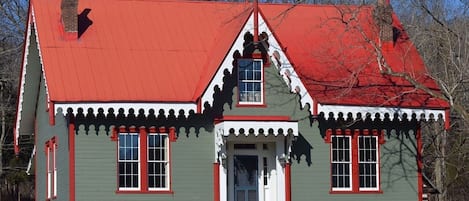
260,4,448,109
32,0,251,102
30,0,448,109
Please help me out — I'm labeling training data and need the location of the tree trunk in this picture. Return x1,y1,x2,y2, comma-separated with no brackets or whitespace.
435,128,447,201
0,82,4,201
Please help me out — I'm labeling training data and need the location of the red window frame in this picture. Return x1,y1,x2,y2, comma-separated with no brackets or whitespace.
324,129,385,193
45,136,57,200
112,126,176,194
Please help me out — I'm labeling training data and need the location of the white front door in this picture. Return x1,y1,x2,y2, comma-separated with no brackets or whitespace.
228,142,277,201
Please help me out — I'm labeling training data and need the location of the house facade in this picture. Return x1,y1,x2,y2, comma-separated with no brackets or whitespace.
15,0,449,201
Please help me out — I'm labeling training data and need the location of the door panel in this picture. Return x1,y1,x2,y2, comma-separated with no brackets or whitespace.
234,155,258,201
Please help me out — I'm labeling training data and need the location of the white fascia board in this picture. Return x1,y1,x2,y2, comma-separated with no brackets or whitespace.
215,121,298,137
318,104,447,121
54,102,198,117
15,11,33,146
26,145,36,175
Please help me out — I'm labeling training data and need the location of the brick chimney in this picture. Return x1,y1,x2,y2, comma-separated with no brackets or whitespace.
375,0,393,49
61,0,78,40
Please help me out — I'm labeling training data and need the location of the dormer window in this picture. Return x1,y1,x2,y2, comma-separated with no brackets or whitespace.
238,59,263,105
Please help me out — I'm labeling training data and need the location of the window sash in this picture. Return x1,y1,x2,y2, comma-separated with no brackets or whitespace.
238,59,263,104
148,133,169,190
358,136,379,190
331,136,352,190
46,139,57,199
53,145,57,197
46,147,52,199
118,133,140,190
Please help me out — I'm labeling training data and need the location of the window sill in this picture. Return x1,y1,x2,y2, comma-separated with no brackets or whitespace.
236,103,267,108
116,190,174,194
329,190,383,194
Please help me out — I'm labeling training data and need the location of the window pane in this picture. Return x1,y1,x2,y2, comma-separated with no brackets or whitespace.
344,150,350,161
253,60,261,70
118,133,139,189
253,82,261,91
359,136,378,189
254,71,261,80
119,148,125,160
238,59,262,103
148,133,169,190
239,71,246,80
331,136,351,189
246,71,253,80
119,175,125,187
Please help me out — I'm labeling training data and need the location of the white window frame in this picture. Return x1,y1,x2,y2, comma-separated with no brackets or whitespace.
238,59,263,105
331,136,352,191
46,137,57,200
358,136,379,191
118,133,141,191
147,133,170,191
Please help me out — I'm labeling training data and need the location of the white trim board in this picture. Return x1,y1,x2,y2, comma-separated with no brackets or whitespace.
54,102,198,117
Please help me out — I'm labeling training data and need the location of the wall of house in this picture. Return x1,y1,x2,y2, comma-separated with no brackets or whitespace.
221,61,420,201
34,66,71,199
26,25,71,201
290,122,419,201
73,124,215,201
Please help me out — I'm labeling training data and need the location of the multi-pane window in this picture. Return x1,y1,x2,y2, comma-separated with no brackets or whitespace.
358,136,378,190
148,133,169,190
330,133,380,192
331,136,352,190
238,59,263,104
117,130,171,192
46,137,57,199
118,133,140,190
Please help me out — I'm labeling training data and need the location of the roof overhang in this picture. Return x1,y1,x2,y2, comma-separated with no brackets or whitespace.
215,120,298,137
317,104,448,121
54,102,198,117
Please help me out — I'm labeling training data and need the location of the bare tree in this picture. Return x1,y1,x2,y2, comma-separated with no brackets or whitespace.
0,0,30,200
394,1,469,200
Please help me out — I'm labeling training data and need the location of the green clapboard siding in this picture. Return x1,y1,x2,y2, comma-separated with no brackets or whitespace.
74,126,214,201
32,30,71,200
223,62,420,201
289,122,419,201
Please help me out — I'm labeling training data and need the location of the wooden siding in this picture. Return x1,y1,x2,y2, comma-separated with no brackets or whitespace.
290,121,419,201
222,62,419,201
34,45,71,201
74,126,214,201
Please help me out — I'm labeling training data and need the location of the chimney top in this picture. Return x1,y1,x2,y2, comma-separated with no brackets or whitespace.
61,0,78,40
375,0,393,49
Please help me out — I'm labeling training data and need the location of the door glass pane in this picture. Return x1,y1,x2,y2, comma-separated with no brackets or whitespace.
234,155,258,201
